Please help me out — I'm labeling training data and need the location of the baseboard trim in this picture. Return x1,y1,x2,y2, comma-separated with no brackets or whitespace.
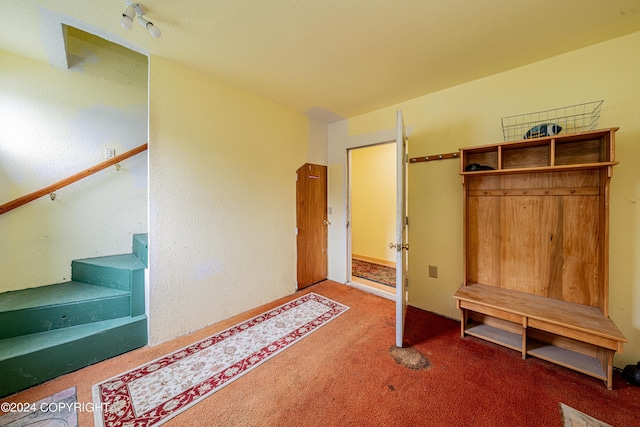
346,280,395,301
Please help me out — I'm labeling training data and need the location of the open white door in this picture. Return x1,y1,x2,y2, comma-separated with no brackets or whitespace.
395,110,409,347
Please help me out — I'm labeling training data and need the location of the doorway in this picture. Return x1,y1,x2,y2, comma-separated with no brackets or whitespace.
347,143,396,300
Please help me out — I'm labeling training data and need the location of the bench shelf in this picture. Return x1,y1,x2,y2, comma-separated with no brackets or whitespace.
454,128,626,389
465,321,523,352
527,340,607,380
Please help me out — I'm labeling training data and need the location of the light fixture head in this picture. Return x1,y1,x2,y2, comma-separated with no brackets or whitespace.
138,15,162,38
120,2,161,38
120,6,135,30
147,22,162,38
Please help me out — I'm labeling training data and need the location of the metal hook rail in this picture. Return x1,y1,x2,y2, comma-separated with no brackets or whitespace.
409,151,460,164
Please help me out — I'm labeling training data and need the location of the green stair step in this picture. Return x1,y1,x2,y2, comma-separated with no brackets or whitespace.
133,233,148,268
71,254,145,290
0,282,130,340
0,233,149,397
0,314,147,398
72,254,145,316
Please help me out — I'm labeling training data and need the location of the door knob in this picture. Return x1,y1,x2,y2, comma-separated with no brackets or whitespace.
389,243,409,251
323,220,331,226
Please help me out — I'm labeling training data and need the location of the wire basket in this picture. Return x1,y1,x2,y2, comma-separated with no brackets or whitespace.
501,100,603,142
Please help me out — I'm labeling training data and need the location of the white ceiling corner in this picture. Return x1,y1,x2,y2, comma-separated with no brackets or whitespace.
304,107,346,124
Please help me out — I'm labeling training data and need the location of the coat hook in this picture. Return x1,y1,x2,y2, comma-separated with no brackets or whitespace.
50,192,56,201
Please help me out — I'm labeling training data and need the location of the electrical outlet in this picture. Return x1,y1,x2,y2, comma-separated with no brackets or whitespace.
105,148,116,159
429,265,438,278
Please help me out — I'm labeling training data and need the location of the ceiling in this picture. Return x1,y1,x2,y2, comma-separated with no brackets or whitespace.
1,0,639,121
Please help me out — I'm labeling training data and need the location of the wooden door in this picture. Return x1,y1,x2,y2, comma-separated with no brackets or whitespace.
296,163,328,289
395,110,409,347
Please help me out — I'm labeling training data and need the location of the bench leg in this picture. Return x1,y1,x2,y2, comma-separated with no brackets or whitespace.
521,317,528,359
606,351,613,390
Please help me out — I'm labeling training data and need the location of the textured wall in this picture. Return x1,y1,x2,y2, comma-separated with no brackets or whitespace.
328,32,640,367
148,57,308,346
0,32,148,293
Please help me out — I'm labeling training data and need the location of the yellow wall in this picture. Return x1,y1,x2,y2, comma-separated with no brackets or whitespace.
328,31,640,367
147,57,308,345
0,32,148,292
351,143,396,263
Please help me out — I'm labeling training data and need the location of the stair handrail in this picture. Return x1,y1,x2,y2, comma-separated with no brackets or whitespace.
0,143,148,216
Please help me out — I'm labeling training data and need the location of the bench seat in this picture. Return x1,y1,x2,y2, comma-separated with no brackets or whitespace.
454,283,626,389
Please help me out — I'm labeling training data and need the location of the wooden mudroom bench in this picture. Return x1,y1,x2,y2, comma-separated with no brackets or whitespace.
454,128,626,389
454,283,626,389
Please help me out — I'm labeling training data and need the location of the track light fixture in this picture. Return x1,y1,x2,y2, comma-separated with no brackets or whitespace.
120,2,161,38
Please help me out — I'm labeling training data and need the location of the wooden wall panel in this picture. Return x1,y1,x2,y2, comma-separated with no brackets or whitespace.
468,175,500,191
550,170,600,188
499,196,559,295
562,196,600,307
555,139,602,165
500,173,551,190
467,196,500,286
540,197,564,300
503,145,549,169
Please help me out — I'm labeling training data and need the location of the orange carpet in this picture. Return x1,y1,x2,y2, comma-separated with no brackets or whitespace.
2,281,639,426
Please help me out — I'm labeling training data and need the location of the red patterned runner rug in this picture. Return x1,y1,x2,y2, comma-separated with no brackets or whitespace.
92,293,349,427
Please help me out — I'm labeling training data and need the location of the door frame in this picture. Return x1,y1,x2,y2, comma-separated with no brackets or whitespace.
345,141,397,301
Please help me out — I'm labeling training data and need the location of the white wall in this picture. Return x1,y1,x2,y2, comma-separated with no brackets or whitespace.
328,32,640,367
307,117,329,166
0,32,148,293
147,57,308,345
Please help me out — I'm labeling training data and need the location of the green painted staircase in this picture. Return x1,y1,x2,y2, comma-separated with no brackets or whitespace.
0,233,149,398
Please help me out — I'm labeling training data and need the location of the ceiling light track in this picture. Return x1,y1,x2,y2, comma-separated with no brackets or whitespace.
120,1,161,38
